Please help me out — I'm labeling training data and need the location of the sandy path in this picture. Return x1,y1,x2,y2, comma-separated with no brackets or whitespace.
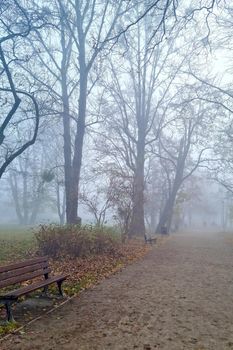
2,232,233,350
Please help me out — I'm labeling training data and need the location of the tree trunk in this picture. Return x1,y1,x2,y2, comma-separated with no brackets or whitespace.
68,69,87,224
60,27,72,224
129,134,145,237
149,202,157,232
156,190,177,233
60,191,66,225
22,172,29,225
156,138,186,234
29,192,41,225
56,182,66,225
9,173,24,225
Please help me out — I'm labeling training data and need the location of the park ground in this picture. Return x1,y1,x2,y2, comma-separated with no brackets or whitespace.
1,230,233,349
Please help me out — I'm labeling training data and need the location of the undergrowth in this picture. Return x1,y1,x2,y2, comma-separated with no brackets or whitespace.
35,224,122,258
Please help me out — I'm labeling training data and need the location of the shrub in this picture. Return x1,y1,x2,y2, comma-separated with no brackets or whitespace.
34,224,121,259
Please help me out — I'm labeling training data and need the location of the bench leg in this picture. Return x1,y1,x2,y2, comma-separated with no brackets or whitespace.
42,285,49,297
145,239,152,244
42,272,49,297
57,281,63,297
5,301,14,323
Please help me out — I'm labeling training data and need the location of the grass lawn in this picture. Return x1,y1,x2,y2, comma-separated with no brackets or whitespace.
0,226,37,263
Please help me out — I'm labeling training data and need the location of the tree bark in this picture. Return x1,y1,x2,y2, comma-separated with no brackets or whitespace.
156,138,186,234
156,188,177,233
129,133,146,237
9,173,24,225
60,15,73,224
61,69,72,223
68,68,87,223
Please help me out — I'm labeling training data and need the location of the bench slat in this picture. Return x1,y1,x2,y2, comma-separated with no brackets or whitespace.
0,256,48,273
0,262,49,281
1,275,68,299
0,268,51,289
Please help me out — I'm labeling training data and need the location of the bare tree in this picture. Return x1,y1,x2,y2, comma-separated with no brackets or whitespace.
80,186,113,227
59,0,136,224
0,0,50,178
24,0,137,224
8,143,55,225
153,89,215,233
93,12,187,237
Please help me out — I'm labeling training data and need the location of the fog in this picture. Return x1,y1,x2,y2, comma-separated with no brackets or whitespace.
3,2,233,345
1,0,232,236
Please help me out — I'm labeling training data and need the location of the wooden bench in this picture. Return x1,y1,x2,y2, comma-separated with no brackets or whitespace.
0,256,68,322
144,235,157,244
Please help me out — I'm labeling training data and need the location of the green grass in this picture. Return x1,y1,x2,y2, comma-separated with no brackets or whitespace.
0,226,36,263
0,226,36,334
0,321,19,336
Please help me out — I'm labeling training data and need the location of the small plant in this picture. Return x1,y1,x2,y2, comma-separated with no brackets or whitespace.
0,321,19,336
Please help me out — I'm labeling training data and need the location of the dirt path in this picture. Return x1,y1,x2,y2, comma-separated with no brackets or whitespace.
2,231,233,350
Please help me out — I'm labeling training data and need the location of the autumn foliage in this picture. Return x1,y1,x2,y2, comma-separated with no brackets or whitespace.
33,225,151,295
0,225,151,334
35,224,122,258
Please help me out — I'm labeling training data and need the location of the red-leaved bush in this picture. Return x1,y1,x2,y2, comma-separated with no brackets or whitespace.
35,224,121,259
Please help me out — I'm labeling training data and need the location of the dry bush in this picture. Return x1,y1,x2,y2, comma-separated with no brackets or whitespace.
35,224,121,259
